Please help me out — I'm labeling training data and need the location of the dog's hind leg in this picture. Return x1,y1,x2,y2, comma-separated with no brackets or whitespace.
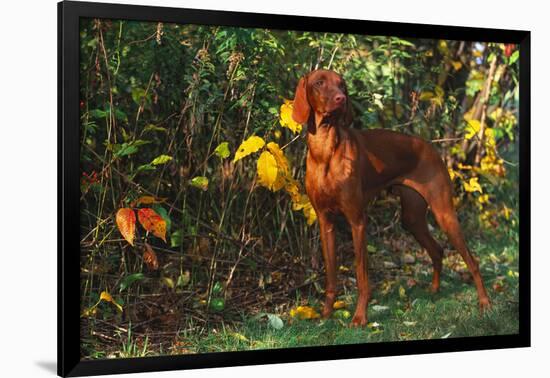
428,188,491,311
395,185,444,293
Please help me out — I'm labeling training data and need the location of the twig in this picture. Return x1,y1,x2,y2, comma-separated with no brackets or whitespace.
281,133,302,150
431,137,464,143
91,330,118,343
474,58,498,165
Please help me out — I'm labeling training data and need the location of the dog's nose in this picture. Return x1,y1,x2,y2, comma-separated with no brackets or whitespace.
334,94,346,104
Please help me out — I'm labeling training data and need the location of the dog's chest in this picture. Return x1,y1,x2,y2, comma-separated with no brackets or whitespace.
305,139,359,211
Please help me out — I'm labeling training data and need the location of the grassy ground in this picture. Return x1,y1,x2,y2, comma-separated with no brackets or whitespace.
186,260,518,353
187,289,518,354
81,215,519,358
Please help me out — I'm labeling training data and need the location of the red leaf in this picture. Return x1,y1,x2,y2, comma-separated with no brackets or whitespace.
143,243,159,270
504,44,515,58
116,208,136,246
137,208,167,242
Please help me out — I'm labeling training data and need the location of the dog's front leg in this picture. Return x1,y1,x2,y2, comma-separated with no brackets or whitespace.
350,216,369,327
318,214,337,319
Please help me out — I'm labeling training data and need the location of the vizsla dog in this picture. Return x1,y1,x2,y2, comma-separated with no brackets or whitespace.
291,69,490,327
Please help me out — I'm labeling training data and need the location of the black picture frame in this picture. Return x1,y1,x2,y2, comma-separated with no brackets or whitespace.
58,1,531,376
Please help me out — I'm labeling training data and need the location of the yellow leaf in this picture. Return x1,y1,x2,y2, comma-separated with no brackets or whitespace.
489,107,503,121
284,179,302,203
279,100,303,133
434,85,444,99
233,136,265,163
267,142,290,192
289,193,318,225
99,291,123,312
271,173,286,192
304,203,318,225
133,196,167,206
115,208,136,246
448,168,456,181
100,291,113,302
437,40,449,55
81,306,97,317
161,277,175,289
477,194,489,205
419,91,434,101
231,332,249,342
266,142,290,175
451,60,463,71
465,120,481,140
463,177,483,193
190,176,209,191
289,305,320,320
502,205,511,220
333,300,346,310
484,127,496,147
399,285,407,299
457,162,473,170
257,151,279,190
291,194,310,211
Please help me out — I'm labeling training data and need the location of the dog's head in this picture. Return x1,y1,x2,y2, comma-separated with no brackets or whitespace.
291,69,353,128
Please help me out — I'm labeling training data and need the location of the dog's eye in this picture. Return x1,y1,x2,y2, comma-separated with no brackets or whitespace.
314,80,324,87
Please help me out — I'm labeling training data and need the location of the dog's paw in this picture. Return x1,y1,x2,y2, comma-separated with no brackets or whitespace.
321,305,334,319
350,315,368,328
429,284,440,294
479,297,492,313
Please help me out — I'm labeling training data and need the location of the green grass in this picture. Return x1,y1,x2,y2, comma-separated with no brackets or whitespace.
81,206,519,358
180,282,518,354
172,220,520,354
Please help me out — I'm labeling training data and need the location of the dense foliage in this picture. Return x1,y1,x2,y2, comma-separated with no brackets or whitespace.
79,19,520,358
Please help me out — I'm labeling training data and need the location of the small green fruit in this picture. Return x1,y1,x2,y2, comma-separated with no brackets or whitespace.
210,298,225,312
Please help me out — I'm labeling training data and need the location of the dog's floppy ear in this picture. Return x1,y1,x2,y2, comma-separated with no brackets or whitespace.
292,76,310,125
342,80,354,127
344,98,354,127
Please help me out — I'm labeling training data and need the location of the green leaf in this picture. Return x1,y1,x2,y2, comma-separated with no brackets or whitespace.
131,140,152,148
212,281,223,295
131,87,148,105
190,176,209,191
171,230,182,248
89,109,108,119
509,50,519,65
113,108,128,123
136,164,156,172
143,124,167,133
114,143,139,157
267,314,284,330
214,142,230,159
177,270,191,287
113,140,151,158
119,273,145,292
151,155,173,165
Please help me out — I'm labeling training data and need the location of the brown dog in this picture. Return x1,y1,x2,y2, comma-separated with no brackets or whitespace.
291,69,490,327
